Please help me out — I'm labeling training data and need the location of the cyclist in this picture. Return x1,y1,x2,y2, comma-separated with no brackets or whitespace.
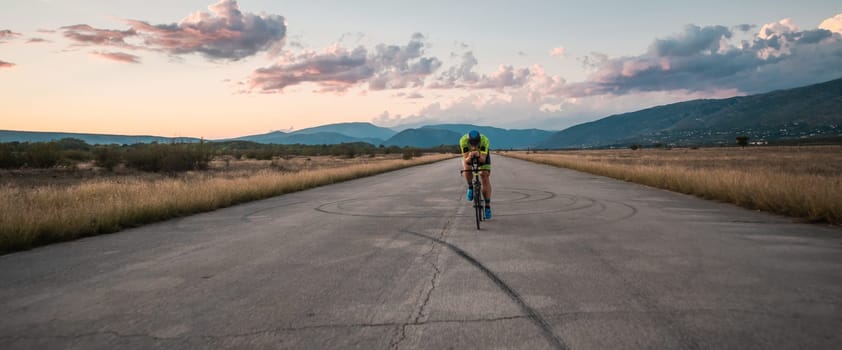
460,130,492,219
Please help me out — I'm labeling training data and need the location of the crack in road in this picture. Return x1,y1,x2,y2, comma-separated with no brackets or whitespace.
399,228,569,350
389,219,449,350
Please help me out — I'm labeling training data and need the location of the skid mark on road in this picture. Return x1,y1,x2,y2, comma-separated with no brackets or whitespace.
314,188,636,221
242,200,308,222
399,228,568,350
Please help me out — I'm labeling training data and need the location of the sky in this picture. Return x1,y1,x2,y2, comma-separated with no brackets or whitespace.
1,0,842,139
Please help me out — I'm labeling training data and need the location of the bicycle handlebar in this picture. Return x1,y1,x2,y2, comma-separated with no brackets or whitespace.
460,156,483,174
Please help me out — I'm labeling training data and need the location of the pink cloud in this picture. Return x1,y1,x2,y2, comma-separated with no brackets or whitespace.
246,34,441,93
0,30,22,43
60,0,286,61
526,64,566,102
550,47,566,57
0,60,15,68
470,65,531,90
819,13,842,34
90,51,141,64
758,18,799,40
393,92,425,99
61,24,138,48
26,38,50,44
124,0,285,60
248,45,369,93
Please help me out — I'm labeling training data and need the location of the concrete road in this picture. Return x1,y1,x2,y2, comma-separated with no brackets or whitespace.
1,156,841,349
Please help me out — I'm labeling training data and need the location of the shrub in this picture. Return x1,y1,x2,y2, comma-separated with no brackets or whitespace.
56,138,91,151
26,142,61,168
0,143,24,169
124,142,211,172
125,144,166,171
62,150,93,162
94,145,122,171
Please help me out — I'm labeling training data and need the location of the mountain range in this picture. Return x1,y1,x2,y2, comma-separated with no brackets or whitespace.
2,77,840,148
541,77,842,148
228,122,396,145
0,130,201,145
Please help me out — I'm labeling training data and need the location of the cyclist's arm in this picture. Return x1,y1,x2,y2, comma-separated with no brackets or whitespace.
463,150,478,164
476,138,489,163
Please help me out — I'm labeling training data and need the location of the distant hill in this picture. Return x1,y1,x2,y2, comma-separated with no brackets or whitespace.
282,132,377,145
421,124,554,149
228,122,557,148
384,128,462,148
0,130,200,145
290,122,396,140
226,130,289,144
231,131,381,145
230,122,393,145
541,77,842,148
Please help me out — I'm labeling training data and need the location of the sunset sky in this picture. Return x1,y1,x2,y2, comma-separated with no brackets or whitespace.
2,0,841,139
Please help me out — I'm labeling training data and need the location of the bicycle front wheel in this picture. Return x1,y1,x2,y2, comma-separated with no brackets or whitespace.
474,183,482,230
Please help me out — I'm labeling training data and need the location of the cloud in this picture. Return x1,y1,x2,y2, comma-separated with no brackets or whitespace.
758,18,798,39
91,51,141,64
470,65,532,90
0,60,15,68
124,0,285,60
430,51,479,88
550,47,566,57
61,24,138,48
393,91,425,99
0,30,22,43
376,17,842,131
431,51,534,91
245,33,441,93
26,38,50,44
526,64,566,102
553,19,842,98
60,0,286,61
650,25,731,56
733,24,756,32
820,13,842,34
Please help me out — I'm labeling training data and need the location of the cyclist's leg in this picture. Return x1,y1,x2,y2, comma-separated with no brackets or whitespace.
480,170,491,199
461,157,472,186
479,154,492,200
480,169,492,219
480,153,491,197
462,158,473,201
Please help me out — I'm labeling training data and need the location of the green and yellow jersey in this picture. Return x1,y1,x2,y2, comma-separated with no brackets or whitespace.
459,134,491,170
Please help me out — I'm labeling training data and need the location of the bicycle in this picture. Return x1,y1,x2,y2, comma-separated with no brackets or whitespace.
460,156,484,230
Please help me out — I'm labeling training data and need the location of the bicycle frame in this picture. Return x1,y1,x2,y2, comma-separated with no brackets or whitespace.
461,156,484,229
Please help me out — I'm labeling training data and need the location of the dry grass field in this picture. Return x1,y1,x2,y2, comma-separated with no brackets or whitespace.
0,154,455,253
507,146,842,225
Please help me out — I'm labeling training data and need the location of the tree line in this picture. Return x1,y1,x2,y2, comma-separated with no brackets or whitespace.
0,138,458,172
